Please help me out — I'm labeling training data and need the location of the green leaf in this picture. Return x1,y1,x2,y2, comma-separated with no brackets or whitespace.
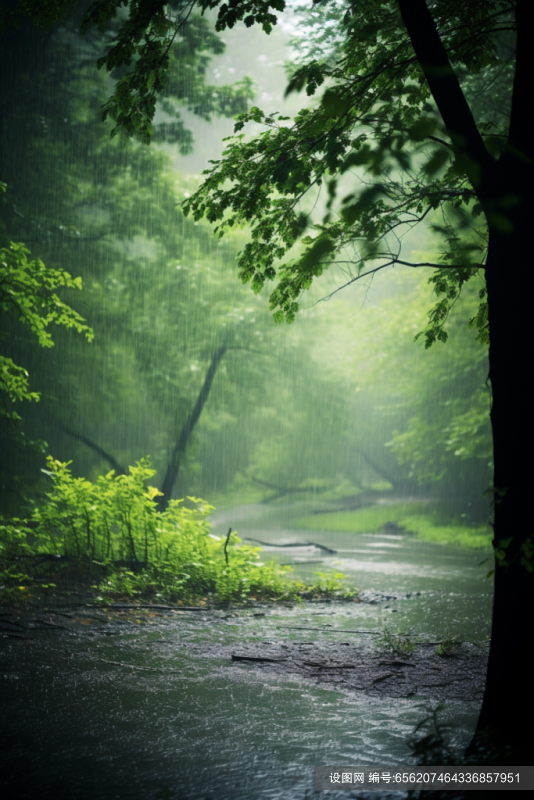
341,186,384,225
407,117,437,141
422,149,450,176
299,237,335,272
321,88,353,119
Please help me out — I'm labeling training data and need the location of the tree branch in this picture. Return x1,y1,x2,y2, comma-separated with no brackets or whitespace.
398,0,495,193
61,426,127,475
507,0,531,164
319,258,484,303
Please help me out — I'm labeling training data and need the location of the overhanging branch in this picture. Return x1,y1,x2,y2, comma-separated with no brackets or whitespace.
61,426,127,475
398,0,495,195
319,258,485,303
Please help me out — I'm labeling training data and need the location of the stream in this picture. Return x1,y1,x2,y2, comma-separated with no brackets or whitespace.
0,502,493,799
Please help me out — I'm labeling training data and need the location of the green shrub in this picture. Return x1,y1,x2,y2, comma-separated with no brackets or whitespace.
1,457,356,605
306,571,356,600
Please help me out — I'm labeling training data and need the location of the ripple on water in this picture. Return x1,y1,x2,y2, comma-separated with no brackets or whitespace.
1,613,483,800
1,502,490,798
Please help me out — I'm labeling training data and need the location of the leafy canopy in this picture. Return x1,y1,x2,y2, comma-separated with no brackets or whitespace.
1,1,254,150
183,0,514,335
81,1,255,145
0,11,340,509
0,227,93,423
4,1,513,341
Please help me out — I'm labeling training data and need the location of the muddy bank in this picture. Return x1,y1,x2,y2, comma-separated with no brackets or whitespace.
1,603,487,704
194,639,488,702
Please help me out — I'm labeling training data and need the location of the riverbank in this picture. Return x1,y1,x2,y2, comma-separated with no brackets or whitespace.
292,503,492,549
1,601,488,703
0,597,488,799
1,502,492,799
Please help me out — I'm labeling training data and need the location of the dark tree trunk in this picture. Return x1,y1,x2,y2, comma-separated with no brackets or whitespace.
466,1,533,759
157,346,227,511
469,202,533,762
61,349,228,513
399,0,533,761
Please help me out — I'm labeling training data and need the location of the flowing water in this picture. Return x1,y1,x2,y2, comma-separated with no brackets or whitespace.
1,503,493,800
215,503,493,642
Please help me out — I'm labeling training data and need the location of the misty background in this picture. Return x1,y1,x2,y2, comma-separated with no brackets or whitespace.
0,2,492,529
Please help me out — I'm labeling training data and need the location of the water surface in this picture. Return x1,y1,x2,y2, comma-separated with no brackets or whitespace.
1,502,492,799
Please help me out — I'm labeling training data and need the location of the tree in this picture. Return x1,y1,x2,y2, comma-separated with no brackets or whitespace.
4,0,531,759
314,268,492,518
182,0,532,761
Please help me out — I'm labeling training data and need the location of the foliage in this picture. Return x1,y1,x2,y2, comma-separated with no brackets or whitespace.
379,626,415,656
294,503,492,549
0,457,352,604
488,532,534,578
0,233,93,424
400,515,491,550
1,0,254,150
0,15,285,505
406,701,516,769
294,502,429,534
407,704,458,768
380,277,492,490
407,701,517,771
81,0,254,146
0,0,75,32
0,1,496,520
308,267,492,504
31,1,512,342
436,634,462,657
306,571,356,600
4,0,527,761
181,1,514,330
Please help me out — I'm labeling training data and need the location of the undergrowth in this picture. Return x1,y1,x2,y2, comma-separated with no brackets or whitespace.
379,626,415,656
0,457,357,606
400,515,491,549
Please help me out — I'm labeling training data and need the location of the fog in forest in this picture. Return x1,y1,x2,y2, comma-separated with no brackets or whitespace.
0,7,492,527
1,2,514,797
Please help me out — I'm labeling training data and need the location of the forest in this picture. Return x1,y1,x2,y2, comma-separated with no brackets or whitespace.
0,1,531,797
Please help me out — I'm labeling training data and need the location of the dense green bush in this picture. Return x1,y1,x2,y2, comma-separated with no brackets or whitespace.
0,457,355,604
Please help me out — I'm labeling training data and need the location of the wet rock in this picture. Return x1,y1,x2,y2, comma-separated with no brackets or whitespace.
358,590,402,604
